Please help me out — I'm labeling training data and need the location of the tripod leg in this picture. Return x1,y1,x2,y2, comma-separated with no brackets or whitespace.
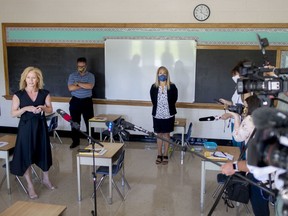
207,176,232,216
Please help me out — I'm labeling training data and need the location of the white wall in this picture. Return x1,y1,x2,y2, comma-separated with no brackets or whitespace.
1,0,288,140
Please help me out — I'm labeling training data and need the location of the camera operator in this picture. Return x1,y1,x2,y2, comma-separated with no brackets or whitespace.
248,106,288,216
220,95,271,216
219,60,251,148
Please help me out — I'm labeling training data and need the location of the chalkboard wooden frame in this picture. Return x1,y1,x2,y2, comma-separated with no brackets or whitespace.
3,23,288,109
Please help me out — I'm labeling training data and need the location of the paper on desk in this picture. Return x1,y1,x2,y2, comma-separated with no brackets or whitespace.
0,142,8,148
213,151,233,160
92,117,107,121
204,151,233,161
79,147,107,156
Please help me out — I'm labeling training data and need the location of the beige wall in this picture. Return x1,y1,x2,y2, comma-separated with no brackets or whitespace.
1,0,288,23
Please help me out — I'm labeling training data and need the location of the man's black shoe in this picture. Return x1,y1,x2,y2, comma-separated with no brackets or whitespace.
70,143,80,149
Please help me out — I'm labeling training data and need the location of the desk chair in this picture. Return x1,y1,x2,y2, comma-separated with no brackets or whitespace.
169,122,193,157
47,115,62,148
0,162,40,195
93,150,131,201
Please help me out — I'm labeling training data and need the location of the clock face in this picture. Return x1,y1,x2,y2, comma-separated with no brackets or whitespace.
193,4,210,21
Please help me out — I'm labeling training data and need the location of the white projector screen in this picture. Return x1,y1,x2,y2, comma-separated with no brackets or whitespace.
105,39,197,102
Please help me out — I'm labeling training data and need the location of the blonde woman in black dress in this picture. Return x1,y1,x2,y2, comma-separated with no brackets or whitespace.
150,66,178,165
10,67,55,199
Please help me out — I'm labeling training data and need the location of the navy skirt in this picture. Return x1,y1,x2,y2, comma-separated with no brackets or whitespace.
153,116,175,133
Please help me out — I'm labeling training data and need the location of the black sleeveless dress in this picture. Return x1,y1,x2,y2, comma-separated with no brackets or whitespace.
10,89,52,176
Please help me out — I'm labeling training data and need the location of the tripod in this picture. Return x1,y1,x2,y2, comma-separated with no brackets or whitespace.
72,125,104,216
122,121,276,215
207,129,275,216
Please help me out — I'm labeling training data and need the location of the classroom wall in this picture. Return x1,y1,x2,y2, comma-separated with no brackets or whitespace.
0,0,288,140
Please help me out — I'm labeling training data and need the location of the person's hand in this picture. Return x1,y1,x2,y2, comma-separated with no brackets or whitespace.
219,98,232,108
221,162,235,176
220,112,235,120
33,107,42,114
26,106,42,114
263,65,276,77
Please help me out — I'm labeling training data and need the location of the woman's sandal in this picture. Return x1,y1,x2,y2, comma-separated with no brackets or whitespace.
27,187,38,199
155,155,163,164
42,180,56,190
162,156,168,165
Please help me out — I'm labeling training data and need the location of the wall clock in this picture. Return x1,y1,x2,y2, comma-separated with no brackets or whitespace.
193,4,210,21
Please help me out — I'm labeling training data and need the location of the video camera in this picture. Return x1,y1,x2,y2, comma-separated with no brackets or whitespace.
248,107,288,169
234,35,288,214
236,61,288,96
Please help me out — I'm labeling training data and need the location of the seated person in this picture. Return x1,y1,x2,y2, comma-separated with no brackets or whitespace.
220,94,270,216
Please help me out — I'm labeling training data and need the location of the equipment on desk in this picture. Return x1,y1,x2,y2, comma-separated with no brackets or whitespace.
104,119,130,143
204,141,218,151
78,145,107,156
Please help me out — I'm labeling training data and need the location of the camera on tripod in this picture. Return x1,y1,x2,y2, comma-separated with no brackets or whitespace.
236,61,288,95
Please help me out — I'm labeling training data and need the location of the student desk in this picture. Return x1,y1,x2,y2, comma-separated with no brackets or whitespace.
88,114,122,141
0,201,66,216
200,146,240,213
76,142,124,204
0,135,16,194
173,118,186,165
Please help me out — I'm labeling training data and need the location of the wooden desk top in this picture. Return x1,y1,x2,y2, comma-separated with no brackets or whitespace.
0,135,16,151
89,114,121,122
78,142,124,158
175,118,186,127
0,201,66,216
203,146,240,162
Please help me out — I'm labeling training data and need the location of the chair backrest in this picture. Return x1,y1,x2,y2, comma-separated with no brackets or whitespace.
184,122,193,142
48,115,58,132
114,150,125,174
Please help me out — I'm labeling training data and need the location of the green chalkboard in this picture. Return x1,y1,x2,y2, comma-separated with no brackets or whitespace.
6,46,277,103
7,46,105,98
195,49,277,103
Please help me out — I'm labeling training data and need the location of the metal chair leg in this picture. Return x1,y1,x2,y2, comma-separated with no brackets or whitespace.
0,174,6,190
112,179,125,200
15,176,28,194
53,131,63,144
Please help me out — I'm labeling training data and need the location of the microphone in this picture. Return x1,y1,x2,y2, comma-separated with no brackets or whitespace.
256,33,269,56
252,107,288,129
56,109,80,130
57,109,72,122
199,116,221,121
118,119,154,136
105,121,115,132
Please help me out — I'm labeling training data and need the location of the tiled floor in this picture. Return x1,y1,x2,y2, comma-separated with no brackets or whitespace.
0,136,275,216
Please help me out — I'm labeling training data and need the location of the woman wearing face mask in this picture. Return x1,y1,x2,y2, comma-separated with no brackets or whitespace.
150,66,178,165
219,60,249,148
